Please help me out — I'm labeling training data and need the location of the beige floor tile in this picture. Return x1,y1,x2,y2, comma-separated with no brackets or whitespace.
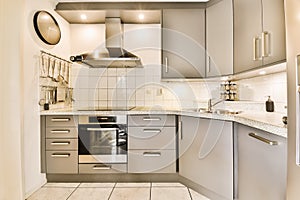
115,182,151,188
43,182,80,188
68,188,112,200
189,189,210,200
27,187,75,200
109,187,150,200
79,182,115,188
151,187,191,200
152,182,186,187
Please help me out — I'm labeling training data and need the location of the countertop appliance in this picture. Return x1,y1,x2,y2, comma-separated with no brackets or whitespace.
78,115,127,164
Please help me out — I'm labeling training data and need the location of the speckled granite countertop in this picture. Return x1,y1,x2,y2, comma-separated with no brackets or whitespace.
40,107,287,138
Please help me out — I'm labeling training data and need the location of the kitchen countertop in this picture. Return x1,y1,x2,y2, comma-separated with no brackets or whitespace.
40,107,287,138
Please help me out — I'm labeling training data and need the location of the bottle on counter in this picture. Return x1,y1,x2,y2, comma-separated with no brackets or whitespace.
266,96,274,112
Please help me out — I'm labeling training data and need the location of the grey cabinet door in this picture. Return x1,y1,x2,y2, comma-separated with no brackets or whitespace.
262,0,286,66
233,0,263,73
162,9,205,79
235,123,287,200
179,117,233,200
206,0,233,77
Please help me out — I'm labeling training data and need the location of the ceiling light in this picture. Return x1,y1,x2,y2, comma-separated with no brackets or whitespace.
138,13,145,20
80,14,87,20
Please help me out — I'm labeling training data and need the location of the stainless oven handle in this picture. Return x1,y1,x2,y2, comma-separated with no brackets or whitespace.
86,128,118,132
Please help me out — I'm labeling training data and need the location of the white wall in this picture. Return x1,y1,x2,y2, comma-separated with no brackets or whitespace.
0,0,25,199
23,0,71,198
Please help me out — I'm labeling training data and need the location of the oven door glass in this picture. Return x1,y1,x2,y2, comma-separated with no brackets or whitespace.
78,124,127,156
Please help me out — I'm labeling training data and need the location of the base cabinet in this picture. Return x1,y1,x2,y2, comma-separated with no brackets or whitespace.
179,116,233,200
79,163,127,174
128,115,176,173
44,115,78,174
128,150,176,173
235,123,287,200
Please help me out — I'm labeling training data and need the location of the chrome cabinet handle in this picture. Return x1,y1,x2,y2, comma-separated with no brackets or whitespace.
143,129,161,133
178,121,183,140
51,118,70,122
262,31,271,57
165,57,168,73
253,37,261,61
143,152,161,157
50,130,70,134
51,142,70,146
248,133,278,146
207,55,210,73
87,128,118,131
51,153,70,158
99,117,108,120
143,117,161,121
92,165,111,170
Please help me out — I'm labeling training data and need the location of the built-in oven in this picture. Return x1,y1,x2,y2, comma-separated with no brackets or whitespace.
78,115,127,164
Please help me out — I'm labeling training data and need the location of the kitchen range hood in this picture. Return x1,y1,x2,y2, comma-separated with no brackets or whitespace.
70,18,142,68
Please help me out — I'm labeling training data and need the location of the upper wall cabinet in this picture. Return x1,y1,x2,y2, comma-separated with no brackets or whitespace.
162,9,206,79
234,0,286,74
206,0,233,77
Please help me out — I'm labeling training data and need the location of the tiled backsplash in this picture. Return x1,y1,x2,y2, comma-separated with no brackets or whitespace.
69,23,287,112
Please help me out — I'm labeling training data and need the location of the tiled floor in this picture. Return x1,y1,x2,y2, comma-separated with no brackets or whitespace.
27,182,210,200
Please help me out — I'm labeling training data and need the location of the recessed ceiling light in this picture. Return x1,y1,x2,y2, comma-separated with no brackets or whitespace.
138,13,145,20
80,14,87,20
259,71,266,75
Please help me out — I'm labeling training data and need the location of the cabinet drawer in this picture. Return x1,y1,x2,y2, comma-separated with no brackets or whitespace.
128,150,176,173
46,115,77,127
128,127,176,150
79,163,127,174
46,151,78,174
46,127,78,138
46,139,78,151
128,115,175,127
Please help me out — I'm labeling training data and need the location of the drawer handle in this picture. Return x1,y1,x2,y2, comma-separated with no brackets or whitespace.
51,142,70,146
51,153,70,158
92,165,111,170
51,118,71,122
248,133,278,146
50,130,70,134
87,128,118,132
143,129,161,133
143,117,161,121
143,152,161,157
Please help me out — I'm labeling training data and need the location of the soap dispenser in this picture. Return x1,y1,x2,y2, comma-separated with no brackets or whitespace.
266,96,274,112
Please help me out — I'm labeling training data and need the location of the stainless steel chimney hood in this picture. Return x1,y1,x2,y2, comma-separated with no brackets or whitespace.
70,18,142,68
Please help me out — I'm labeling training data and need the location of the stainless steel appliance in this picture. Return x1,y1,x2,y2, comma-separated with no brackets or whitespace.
70,18,142,68
285,1,300,199
78,115,127,164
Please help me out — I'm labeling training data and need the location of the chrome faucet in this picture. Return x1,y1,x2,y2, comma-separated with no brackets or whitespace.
207,98,225,112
